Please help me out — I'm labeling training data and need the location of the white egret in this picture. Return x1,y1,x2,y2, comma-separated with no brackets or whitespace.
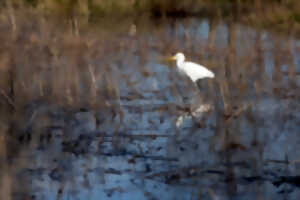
169,53,215,128
170,52,215,82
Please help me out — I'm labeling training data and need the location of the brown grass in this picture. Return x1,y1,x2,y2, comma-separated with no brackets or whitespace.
1,0,300,36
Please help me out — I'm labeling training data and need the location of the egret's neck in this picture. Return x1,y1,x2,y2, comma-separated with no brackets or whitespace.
176,57,185,68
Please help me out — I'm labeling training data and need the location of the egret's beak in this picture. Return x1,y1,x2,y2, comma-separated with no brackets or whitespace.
168,56,176,61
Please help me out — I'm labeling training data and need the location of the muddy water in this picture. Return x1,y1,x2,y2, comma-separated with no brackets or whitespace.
2,18,300,200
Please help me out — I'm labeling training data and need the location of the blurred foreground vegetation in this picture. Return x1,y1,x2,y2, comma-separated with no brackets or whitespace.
1,0,300,36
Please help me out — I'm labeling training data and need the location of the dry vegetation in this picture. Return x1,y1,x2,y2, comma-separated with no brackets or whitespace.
0,0,298,110
0,13,128,110
1,0,300,36
0,0,298,124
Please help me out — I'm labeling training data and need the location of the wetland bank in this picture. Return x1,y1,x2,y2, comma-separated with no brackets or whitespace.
0,1,299,200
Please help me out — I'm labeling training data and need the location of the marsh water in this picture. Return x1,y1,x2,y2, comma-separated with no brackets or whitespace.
0,17,299,200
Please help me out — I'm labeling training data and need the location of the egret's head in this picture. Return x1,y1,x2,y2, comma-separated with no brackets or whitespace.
170,52,185,61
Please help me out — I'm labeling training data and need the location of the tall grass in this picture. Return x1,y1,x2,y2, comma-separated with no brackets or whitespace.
35,1,300,20
1,0,300,34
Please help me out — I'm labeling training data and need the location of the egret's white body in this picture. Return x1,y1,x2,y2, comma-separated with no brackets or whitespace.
171,53,214,82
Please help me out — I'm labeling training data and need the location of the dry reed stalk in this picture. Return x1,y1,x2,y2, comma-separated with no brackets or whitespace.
88,64,97,105
0,89,15,110
208,18,217,58
5,0,17,38
0,171,11,200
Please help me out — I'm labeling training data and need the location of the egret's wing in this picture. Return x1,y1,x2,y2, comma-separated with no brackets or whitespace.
182,62,214,82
